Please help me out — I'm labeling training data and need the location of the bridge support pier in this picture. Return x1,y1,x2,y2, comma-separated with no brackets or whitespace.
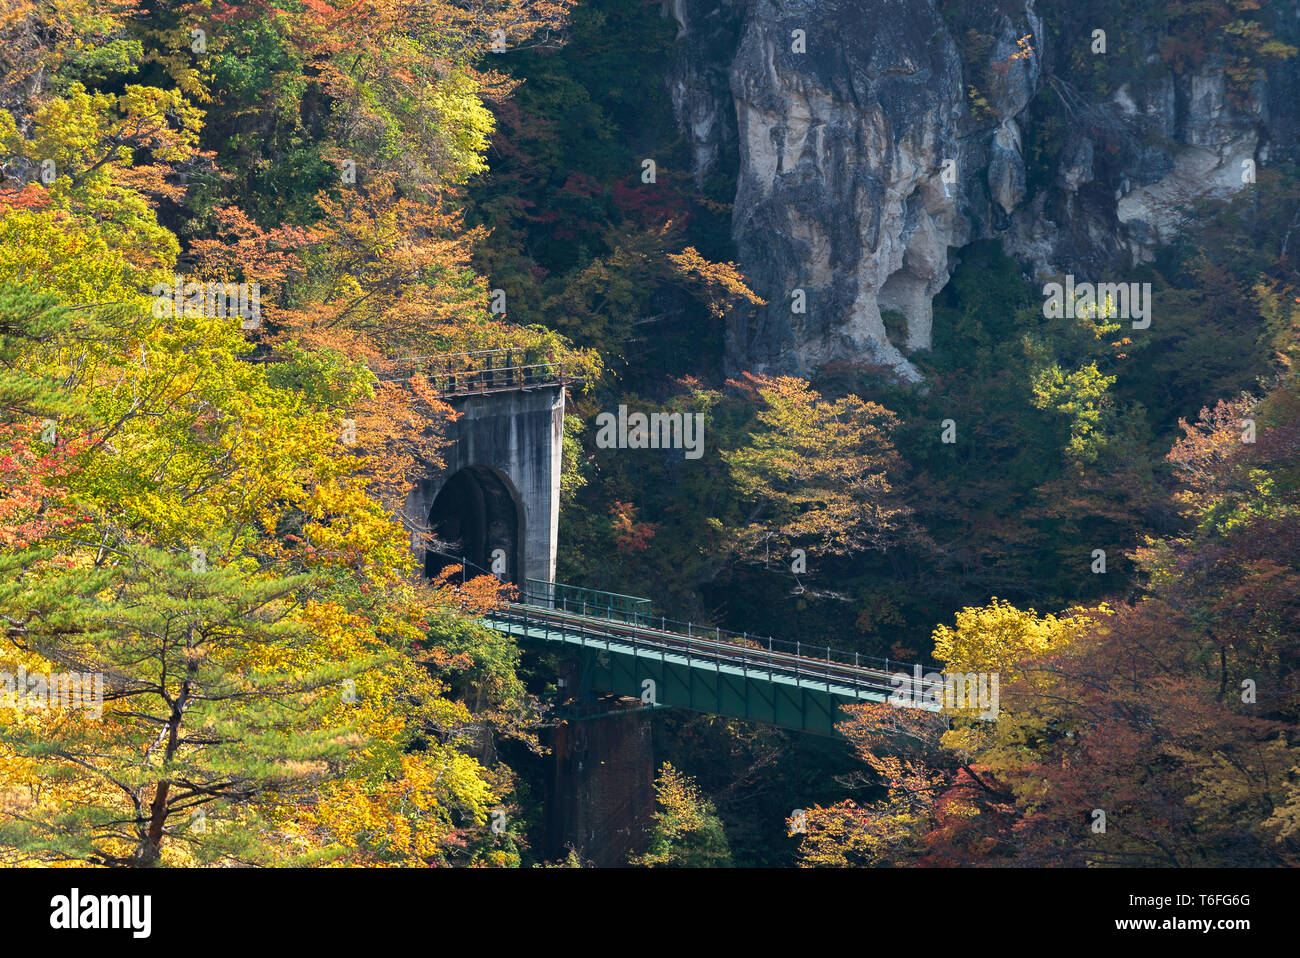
544,707,654,866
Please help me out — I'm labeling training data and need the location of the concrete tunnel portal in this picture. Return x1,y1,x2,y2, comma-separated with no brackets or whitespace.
405,383,564,590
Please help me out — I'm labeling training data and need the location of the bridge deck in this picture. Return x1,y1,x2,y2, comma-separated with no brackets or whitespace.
483,600,942,736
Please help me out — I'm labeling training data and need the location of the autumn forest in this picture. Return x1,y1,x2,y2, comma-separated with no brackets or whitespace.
0,0,1298,879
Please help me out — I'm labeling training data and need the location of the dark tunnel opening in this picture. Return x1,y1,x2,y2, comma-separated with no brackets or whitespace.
423,466,522,585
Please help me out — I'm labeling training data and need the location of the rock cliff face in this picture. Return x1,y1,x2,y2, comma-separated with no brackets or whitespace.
665,0,1300,380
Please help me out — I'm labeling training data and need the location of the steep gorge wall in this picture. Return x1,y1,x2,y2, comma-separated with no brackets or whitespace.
665,0,1300,380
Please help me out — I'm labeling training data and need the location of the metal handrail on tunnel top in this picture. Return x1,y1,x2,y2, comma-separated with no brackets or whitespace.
388,347,545,364
371,347,581,390
374,361,574,388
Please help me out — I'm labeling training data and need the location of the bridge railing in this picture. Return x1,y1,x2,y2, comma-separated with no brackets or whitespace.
482,600,938,707
374,348,577,395
425,555,944,681
523,579,652,625
508,577,941,679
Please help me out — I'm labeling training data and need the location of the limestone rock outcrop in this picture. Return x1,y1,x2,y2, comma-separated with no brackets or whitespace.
664,0,1299,379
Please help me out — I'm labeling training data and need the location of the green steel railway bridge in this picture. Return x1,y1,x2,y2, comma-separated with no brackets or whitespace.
481,578,939,737
390,347,943,860
384,347,940,738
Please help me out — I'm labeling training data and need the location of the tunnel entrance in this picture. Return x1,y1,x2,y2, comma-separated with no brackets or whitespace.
424,466,522,584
